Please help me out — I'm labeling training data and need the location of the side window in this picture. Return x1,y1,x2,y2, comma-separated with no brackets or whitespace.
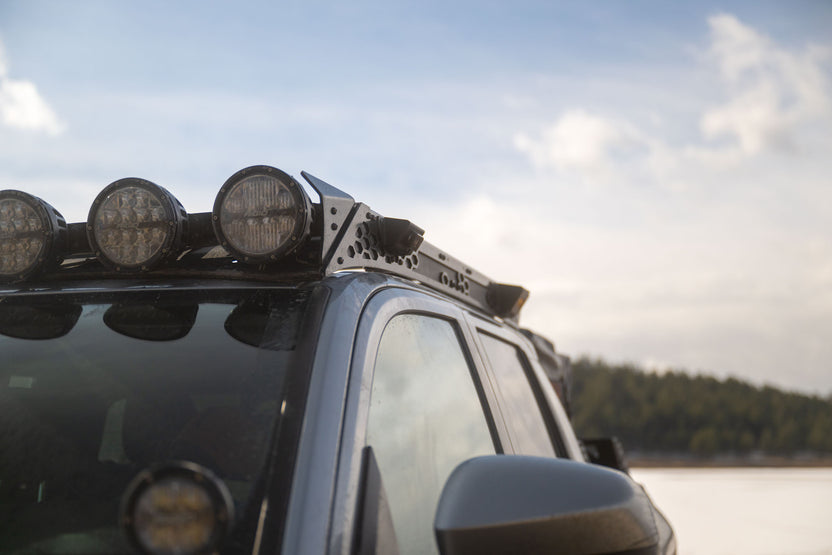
478,332,556,457
366,314,495,555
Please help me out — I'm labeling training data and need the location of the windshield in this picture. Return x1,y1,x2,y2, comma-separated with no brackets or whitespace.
0,286,314,554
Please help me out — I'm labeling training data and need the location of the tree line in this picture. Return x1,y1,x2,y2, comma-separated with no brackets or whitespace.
569,357,832,456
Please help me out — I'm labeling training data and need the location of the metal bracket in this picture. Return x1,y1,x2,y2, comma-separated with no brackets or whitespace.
301,171,361,269
320,200,522,320
300,170,528,321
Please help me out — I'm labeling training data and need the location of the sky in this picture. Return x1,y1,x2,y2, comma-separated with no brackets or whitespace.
0,1,830,394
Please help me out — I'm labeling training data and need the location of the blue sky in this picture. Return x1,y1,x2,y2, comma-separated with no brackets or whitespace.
1,1,830,393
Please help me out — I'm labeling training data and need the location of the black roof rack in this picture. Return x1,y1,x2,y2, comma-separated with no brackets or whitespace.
2,168,529,322
303,172,529,322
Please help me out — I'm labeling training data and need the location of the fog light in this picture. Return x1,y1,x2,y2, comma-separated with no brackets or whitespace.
0,190,66,282
212,165,312,263
87,178,186,271
121,461,234,555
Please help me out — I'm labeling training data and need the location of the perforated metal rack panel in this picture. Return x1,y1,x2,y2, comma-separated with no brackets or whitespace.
322,201,495,317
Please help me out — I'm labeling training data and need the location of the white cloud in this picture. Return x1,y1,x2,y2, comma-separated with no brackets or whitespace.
0,38,65,135
513,109,638,175
488,14,832,392
708,13,770,82
701,13,832,155
701,81,788,154
515,14,832,182
0,79,66,135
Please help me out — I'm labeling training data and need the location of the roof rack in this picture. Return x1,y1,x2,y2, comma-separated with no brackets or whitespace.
303,172,529,322
0,166,529,322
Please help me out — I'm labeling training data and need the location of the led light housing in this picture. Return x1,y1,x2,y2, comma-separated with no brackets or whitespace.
121,461,234,555
87,178,187,272
213,166,312,263
487,283,530,320
0,190,66,282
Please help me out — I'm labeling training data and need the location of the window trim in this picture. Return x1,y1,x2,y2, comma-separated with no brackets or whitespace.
464,313,573,458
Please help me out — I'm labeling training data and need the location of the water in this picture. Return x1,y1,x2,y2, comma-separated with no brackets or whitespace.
631,468,832,555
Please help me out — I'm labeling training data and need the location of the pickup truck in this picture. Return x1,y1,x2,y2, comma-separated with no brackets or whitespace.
0,165,675,555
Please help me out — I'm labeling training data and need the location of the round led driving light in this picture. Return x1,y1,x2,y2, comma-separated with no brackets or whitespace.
87,178,187,272
0,190,66,283
121,462,234,555
213,165,312,263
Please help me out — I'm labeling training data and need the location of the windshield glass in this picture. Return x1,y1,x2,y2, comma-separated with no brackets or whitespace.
0,287,312,554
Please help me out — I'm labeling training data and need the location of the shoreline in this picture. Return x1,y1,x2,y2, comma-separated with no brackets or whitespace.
629,456,832,468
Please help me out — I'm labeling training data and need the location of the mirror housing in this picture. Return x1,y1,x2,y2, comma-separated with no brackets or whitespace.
434,455,659,555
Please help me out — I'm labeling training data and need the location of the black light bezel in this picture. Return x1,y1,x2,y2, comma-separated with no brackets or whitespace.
0,189,67,283
86,178,187,272
212,165,312,264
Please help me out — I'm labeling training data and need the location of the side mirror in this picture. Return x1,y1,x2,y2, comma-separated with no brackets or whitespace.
434,455,659,555
582,436,630,473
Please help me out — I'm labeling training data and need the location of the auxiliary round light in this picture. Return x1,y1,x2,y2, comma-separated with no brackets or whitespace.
212,165,312,263
87,178,187,272
0,190,66,283
121,461,234,555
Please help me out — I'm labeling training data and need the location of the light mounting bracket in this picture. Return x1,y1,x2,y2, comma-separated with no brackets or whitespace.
302,173,528,322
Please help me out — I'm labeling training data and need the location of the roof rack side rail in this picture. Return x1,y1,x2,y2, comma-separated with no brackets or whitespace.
302,172,529,322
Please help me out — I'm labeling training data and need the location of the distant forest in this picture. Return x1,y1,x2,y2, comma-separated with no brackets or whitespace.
569,358,832,456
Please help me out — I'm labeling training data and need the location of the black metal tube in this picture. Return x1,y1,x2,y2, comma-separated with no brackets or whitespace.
186,212,218,250
66,223,92,256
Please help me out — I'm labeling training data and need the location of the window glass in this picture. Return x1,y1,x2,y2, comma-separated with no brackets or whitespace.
0,289,311,554
366,314,495,555
478,333,556,457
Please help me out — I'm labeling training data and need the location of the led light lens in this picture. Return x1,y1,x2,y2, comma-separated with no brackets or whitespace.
0,190,65,282
213,166,311,262
88,179,185,271
134,477,215,554
122,462,234,555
